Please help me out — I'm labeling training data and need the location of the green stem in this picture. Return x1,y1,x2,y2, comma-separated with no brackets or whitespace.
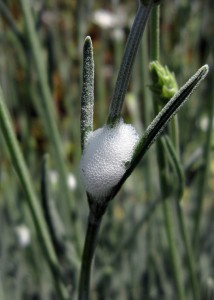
162,136,199,299
41,155,65,259
150,6,186,300
170,116,180,156
162,135,184,198
150,5,160,61
107,0,154,125
0,279,5,300
140,27,154,200
140,29,157,295
95,32,107,126
157,140,185,300
193,54,214,248
176,202,199,299
78,211,102,300
0,88,68,300
0,1,26,48
20,0,77,239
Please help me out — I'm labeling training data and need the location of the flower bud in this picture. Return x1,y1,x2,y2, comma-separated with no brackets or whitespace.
149,61,178,104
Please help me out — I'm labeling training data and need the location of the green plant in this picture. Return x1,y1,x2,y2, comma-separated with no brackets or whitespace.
78,1,209,299
0,1,213,299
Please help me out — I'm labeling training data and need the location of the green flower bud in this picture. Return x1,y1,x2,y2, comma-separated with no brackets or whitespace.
149,61,178,104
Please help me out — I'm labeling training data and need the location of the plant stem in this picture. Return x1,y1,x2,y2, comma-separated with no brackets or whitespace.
176,201,199,299
193,54,214,248
95,32,107,126
140,27,155,199
41,155,66,259
140,27,156,295
78,211,102,300
170,116,180,156
162,136,199,299
150,5,186,300
0,279,5,300
150,5,160,61
0,1,26,49
20,0,78,241
0,88,68,300
162,135,184,198
157,138,185,300
107,0,154,125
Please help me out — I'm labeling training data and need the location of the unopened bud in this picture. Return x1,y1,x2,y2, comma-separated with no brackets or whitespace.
149,61,178,104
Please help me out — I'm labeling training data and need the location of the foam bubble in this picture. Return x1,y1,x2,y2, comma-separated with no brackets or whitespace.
79,119,139,200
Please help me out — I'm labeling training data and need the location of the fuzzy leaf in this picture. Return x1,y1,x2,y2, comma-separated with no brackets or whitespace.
81,36,94,152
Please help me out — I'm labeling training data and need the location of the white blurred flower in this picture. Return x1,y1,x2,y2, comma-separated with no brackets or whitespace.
67,173,77,190
207,277,214,287
49,170,59,185
49,170,76,190
93,10,116,29
15,225,31,248
199,116,214,132
199,116,209,131
111,28,125,41
92,9,126,29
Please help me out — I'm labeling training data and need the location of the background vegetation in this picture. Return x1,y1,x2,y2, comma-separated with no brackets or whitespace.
0,0,213,299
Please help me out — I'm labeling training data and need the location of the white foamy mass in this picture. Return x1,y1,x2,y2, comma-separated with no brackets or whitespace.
79,119,139,199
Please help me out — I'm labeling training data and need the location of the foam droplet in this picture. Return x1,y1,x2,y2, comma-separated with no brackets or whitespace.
79,118,139,200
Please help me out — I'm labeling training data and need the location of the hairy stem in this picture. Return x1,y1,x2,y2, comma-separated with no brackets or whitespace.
107,0,154,125
78,211,102,300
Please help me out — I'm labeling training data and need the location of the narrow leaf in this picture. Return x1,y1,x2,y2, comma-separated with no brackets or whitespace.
41,155,66,258
107,0,154,125
81,36,94,152
0,87,69,299
131,64,209,169
110,64,209,198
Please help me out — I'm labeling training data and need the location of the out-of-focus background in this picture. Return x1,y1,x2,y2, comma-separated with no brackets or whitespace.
0,0,213,299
